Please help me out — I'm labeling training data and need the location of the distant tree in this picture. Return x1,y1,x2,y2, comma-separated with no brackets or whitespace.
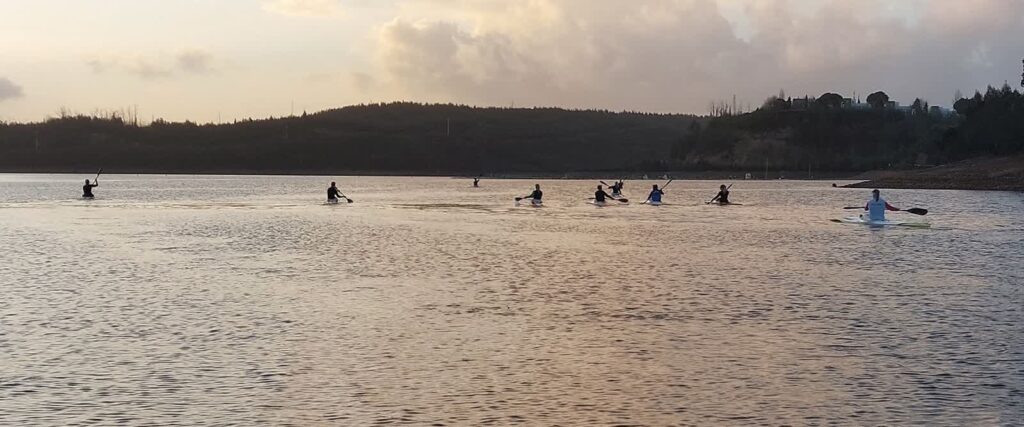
953,97,972,115
866,91,890,109
911,98,925,115
761,95,789,111
816,93,843,109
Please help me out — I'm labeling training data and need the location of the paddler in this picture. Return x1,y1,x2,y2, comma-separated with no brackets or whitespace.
646,184,664,204
523,184,542,203
82,178,98,198
611,180,624,196
863,189,899,221
709,184,730,205
473,177,480,187
327,181,344,203
594,185,614,203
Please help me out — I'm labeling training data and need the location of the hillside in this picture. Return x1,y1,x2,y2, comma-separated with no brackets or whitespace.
0,103,696,175
1,85,1022,182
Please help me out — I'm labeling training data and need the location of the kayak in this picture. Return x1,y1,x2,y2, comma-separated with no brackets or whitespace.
515,198,543,207
832,216,930,228
589,200,625,206
645,200,663,206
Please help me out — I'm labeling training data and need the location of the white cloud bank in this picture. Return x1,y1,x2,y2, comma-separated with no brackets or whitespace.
351,0,1024,111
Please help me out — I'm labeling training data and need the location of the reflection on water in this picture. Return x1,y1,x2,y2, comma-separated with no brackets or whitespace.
1,174,1022,425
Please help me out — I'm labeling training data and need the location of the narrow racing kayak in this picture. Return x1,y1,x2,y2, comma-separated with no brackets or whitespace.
515,198,543,207
831,216,930,228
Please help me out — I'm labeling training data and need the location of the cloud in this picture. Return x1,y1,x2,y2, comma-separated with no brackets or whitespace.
0,77,24,101
354,0,1024,111
176,49,215,74
263,0,342,17
86,49,216,78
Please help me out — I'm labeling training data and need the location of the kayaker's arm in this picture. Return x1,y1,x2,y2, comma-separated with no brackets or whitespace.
885,202,900,211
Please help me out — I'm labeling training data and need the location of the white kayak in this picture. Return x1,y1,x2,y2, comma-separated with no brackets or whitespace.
645,200,663,206
589,200,625,206
515,198,543,207
832,216,930,228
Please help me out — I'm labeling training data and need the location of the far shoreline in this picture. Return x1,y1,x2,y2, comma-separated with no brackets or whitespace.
3,157,1021,191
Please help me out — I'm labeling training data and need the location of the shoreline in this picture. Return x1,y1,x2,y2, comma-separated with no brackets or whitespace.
842,156,1024,192
4,158,1021,191
0,168,860,181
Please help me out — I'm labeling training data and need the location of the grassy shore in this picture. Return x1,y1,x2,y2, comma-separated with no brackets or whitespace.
844,156,1024,191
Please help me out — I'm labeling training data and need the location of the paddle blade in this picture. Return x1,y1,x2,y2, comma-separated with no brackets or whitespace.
514,197,523,201
616,198,629,203
346,198,353,203
904,208,927,215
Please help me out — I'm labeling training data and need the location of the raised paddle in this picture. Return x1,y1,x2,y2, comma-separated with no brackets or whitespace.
94,168,103,182
844,206,928,215
337,191,353,203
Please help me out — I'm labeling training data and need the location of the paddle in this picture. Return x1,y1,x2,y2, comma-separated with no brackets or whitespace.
706,183,732,204
93,168,103,182
336,191,353,203
844,206,927,215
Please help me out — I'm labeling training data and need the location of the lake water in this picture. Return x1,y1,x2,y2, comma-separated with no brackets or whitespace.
1,174,1021,425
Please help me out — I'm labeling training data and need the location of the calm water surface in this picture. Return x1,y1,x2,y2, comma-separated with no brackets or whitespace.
1,174,1022,425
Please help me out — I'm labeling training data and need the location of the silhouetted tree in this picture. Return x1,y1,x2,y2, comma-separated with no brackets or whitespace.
816,93,843,109
911,98,925,115
866,91,890,109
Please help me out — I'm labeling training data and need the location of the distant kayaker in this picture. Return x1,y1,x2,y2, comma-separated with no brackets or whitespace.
327,181,343,203
473,177,480,187
595,185,614,202
611,180,624,196
864,189,899,221
646,184,664,204
524,184,542,202
709,184,730,204
82,179,98,198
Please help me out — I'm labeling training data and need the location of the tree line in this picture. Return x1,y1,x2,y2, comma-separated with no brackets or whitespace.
668,84,1024,172
1,87,1021,175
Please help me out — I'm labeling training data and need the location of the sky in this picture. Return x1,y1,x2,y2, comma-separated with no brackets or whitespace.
0,0,1022,122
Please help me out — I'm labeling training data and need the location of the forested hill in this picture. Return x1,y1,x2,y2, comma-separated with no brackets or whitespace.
0,103,696,175
1,87,1022,176
668,85,1024,172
